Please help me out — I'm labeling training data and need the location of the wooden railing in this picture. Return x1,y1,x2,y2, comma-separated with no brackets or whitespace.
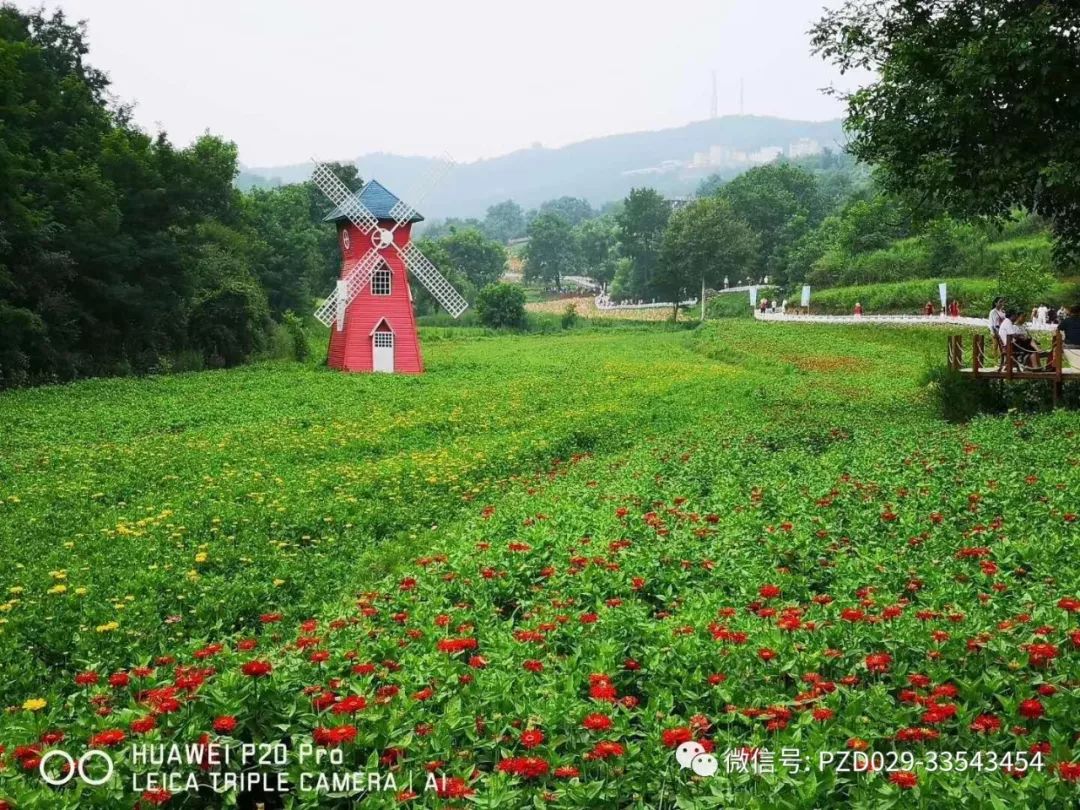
948,331,1069,405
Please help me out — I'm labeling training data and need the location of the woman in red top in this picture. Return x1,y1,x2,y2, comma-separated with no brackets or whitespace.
949,300,961,318
854,302,863,318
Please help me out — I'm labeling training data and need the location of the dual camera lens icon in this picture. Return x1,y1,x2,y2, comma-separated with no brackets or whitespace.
676,741,718,777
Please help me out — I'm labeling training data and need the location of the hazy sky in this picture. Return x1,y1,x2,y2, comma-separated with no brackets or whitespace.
25,0,867,167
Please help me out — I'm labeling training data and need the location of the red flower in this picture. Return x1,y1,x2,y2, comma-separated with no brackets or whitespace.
579,612,599,624
812,708,834,722
554,765,580,778
241,660,272,678
889,771,917,789
332,695,367,715
865,652,892,673
433,776,475,799
521,728,544,749
75,671,100,686
89,729,126,748
497,756,550,779
312,725,357,747
585,740,625,760
131,716,157,734
970,714,1002,734
109,672,130,688
1059,762,1080,782
582,713,612,732
757,647,777,662
589,682,617,702
522,659,544,673
1018,699,1044,720
213,716,238,734
758,583,781,599
661,727,693,748
141,788,173,806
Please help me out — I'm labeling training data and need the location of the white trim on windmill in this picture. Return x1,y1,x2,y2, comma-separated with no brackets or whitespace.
310,156,468,329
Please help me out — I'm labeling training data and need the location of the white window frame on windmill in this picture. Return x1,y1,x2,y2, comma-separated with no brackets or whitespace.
372,267,392,296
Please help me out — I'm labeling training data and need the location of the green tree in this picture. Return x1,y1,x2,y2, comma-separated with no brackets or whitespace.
475,283,526,329
658,197,759,319
812,1,1080,263
439,228,507,289
574,216,619,290
538,196,595,227
523,213,578,288
718,163,825,284
615,188,671,300
483,200,526,243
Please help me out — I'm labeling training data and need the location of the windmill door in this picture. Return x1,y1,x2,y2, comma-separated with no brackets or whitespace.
373,330,394,373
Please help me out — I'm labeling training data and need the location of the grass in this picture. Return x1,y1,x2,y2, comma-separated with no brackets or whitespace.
1,320,1078,808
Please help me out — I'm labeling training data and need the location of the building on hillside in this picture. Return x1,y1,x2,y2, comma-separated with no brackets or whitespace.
788,138,823,159
748,146,784,164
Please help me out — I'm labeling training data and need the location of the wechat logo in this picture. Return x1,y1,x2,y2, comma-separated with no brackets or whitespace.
676,741,718,777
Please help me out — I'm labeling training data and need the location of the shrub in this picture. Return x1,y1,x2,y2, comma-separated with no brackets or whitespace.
281,310,310,361
475,283,526,329
995,255,1057,314
188,279,271,368
561,302,579,329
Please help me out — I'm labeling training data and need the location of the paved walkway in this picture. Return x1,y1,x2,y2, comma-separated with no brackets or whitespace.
753,311,1059,332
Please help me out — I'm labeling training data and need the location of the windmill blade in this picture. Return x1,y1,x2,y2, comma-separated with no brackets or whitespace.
387,154,455,233
395,241,468,318
313,248,384,327
310,160,379,235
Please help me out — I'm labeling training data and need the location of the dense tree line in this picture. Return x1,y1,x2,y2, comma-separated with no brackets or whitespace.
0,6,511,387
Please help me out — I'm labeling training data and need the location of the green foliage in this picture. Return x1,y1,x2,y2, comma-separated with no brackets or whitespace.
2,322,1079,808
188,276,270,368
437,227,507,289
658,197,758,317
615,188,671,299
560,302,578,329
475,282,526,329
483,199,526,243
717,163,827,284
537,195,595,227
995,256,1058,315
574,216,620,288
812,0,1080,264
523,213,579,287
280,310,310,362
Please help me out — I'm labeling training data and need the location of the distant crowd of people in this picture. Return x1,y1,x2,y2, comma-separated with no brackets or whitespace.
988,297,1080,371
758,297,786,314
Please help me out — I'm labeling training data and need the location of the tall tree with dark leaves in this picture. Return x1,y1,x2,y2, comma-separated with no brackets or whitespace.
812,1,1080,264
615,188,671,300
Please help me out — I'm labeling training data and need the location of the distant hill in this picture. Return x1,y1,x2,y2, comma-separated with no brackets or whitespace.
239,115,846,219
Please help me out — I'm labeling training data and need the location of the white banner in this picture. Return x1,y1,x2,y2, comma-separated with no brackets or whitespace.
938,282,948,309
749,286,758,307
801,285,811,308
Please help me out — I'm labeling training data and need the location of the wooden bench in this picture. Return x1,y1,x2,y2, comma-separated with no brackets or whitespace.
948,331,1077,407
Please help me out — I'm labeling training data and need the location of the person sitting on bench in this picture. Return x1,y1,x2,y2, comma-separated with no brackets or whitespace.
1000,310,1053,371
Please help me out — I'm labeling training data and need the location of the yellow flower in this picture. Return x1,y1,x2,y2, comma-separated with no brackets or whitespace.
23,698,47,711
95,621,119,633
47,584,68,595
74,587,88,596
8,586,23,595
194,552,208,564
273,578,285,587
49,570,67,580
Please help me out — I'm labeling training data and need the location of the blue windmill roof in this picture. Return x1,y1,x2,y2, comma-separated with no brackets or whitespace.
322,179,424,224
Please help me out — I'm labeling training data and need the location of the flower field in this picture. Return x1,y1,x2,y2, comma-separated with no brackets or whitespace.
0,322,1078,808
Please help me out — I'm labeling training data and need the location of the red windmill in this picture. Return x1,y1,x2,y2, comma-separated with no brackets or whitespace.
310,161,467,373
